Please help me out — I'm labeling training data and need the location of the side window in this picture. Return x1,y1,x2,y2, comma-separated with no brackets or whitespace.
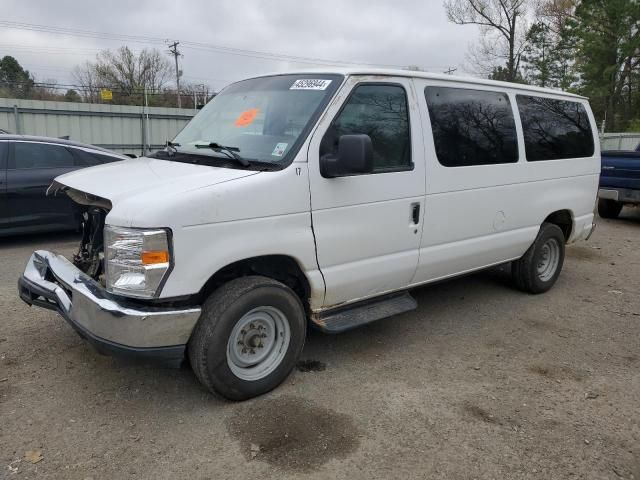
425,87,518,167
11,142,76,169
517,95,594,161
321,84,411,172
71,148,106,166
95,153,121,164
0,142,7,169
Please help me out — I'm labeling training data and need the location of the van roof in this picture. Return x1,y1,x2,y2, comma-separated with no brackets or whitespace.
250,67,587,100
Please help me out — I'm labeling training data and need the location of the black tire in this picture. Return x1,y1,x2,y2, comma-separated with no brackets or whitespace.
188,276,306,400
598,198,623,219
512,222,565,294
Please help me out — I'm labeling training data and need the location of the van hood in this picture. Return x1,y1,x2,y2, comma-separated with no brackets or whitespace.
50,156,259,203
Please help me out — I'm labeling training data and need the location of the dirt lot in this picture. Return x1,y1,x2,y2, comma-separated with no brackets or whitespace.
1,212,639,480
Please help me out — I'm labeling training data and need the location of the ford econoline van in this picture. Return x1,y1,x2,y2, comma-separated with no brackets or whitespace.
18,69,599,399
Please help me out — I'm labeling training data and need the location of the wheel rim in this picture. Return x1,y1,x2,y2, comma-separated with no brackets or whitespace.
537,238,560,282
226,306,291,381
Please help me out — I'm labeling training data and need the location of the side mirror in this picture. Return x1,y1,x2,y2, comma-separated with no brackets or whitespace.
320,134,373,178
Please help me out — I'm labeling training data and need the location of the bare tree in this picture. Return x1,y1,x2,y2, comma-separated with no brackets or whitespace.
444,0,530,81
536,0,576,34
73,46,172,103
72,61,100,102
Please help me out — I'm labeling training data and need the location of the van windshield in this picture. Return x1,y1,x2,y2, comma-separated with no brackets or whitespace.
171,74,343,166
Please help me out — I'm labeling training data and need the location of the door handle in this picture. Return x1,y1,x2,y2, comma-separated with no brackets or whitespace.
411,202,420,225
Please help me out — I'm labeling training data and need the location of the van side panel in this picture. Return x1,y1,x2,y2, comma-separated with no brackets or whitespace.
412,174,598,283
412,78,599,286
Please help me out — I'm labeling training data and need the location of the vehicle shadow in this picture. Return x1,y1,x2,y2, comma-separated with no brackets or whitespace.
302,264,516,360
615,207,640,225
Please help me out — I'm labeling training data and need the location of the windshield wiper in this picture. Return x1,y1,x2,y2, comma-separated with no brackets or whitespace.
195,142,249,167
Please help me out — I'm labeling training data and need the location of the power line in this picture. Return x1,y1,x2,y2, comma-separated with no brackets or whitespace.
0,80,199,97
0,43,100,56
0,20,450,71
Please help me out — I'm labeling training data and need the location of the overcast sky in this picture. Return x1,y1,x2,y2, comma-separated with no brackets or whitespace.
1,0,480,92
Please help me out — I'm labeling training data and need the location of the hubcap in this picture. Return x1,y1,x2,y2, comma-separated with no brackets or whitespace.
537,238,560,282
226,306,290,381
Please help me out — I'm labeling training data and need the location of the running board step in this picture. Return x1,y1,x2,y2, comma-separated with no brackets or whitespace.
311,291,417,334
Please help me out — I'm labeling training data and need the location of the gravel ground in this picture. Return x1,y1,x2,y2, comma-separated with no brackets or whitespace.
1,211,639,479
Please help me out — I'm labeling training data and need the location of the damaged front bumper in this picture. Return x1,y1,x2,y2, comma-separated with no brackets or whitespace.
18,250,201,367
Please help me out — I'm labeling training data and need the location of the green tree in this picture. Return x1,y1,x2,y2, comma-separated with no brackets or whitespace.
522,20,576,89
523,22,553,87
569,0,640,131
0,55,34,98
489,65,526,82
63,89,81,102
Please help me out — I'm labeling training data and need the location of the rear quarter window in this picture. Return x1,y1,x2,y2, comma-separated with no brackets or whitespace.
516,95,594,161
71,148,121,166
0,142,7,169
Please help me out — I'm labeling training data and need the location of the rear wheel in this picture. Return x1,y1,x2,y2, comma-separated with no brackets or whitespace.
512,223,565,294
598,198,623,219
188,276,306,400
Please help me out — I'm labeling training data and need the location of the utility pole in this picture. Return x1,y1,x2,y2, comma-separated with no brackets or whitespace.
444,67,457,75
167,41,182,108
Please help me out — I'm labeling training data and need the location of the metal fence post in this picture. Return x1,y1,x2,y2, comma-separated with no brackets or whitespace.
13,105,20,134
140,112,146,157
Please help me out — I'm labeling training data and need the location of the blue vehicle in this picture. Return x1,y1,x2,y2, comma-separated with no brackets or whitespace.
598,146,640,218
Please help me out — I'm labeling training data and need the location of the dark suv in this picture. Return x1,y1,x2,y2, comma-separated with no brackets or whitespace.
0,135,127,236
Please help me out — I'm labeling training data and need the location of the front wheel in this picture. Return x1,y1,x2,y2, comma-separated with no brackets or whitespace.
188,276,306,400
512,223,565,294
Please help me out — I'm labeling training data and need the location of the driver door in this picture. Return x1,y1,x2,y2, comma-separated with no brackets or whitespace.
308,76,426,308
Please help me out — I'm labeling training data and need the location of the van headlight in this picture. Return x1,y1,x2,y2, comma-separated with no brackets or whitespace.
104,226,172,299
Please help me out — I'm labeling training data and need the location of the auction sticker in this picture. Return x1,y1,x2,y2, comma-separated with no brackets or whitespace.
271,142,288,157
290,79,332,90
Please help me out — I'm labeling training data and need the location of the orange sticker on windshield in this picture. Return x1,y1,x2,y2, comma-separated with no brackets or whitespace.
234,108,259,127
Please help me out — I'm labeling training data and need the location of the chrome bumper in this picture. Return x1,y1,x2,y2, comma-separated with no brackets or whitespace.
18,250,201,365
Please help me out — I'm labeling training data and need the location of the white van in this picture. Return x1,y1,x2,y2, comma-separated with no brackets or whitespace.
18,69,599,399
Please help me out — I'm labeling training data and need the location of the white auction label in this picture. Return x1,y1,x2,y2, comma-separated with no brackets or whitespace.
290,79,333,90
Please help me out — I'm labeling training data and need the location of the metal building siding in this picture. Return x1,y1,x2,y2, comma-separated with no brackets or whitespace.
0,98,195,155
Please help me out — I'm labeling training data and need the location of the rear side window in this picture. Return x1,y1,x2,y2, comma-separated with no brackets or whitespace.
71,148,120,166
11,142,76,169
0,142,7,169
517,96,594,161
95,153,121,164
425,87,518,167
321,84,412,172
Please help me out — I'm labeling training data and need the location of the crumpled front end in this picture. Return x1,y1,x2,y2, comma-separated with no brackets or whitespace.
18,250,201,366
